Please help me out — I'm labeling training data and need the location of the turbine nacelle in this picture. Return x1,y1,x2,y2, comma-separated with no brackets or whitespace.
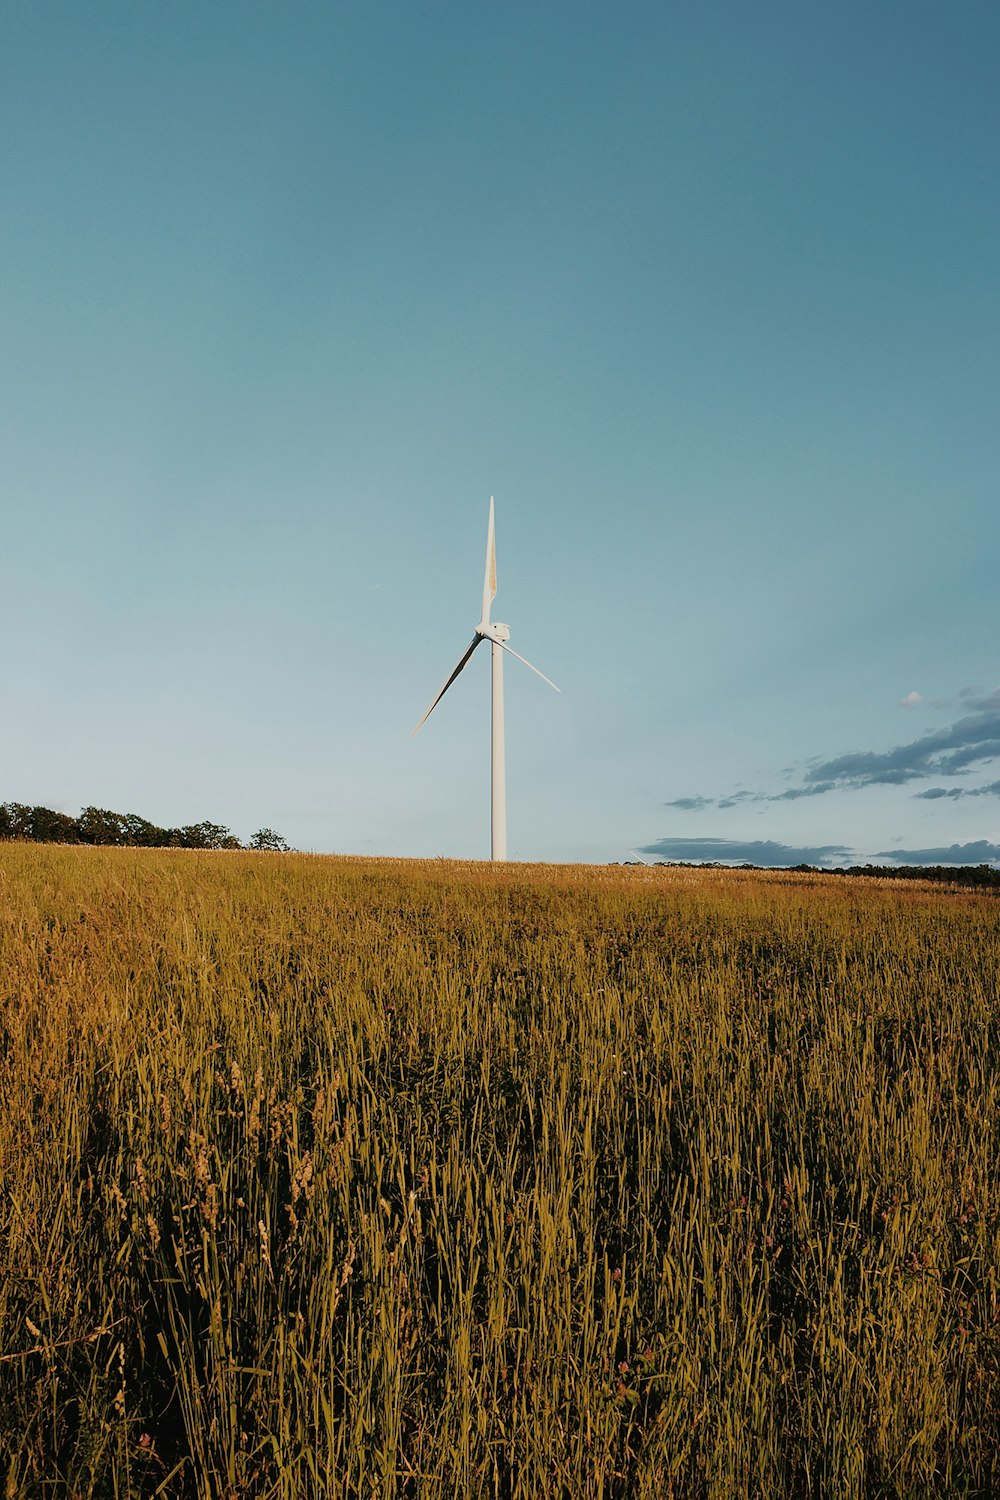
477,621,510,644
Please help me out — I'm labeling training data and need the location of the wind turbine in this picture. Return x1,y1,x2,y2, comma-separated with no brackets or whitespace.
412,497,559,861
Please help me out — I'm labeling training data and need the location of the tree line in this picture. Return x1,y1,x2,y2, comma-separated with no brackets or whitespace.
0,803,289,852
826,861,1000,889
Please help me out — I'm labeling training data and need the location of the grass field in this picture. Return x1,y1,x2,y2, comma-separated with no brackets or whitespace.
1,845,998,1497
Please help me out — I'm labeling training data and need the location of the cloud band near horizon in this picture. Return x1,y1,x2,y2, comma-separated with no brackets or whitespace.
638,837,1000,867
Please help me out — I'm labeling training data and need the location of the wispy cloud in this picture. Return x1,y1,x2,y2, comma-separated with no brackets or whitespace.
716,791,759,809
666,784,834,810
899,690,922,708
800,691,1000,790
914,781,1000,801
639,837,853,867
876,840,1000,865
663,689,1000,809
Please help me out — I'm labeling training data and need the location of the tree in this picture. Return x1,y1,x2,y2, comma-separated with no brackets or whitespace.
248,828,290,852
1,803,79,842
76,807,131,845
27,805,79,842
0,803,33,840
172,822,241,851
123,813,168,847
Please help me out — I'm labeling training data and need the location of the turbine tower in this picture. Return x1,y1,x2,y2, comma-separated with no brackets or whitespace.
412,497,559,861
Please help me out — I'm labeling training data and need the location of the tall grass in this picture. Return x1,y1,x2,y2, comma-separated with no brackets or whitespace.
1,846,998,1497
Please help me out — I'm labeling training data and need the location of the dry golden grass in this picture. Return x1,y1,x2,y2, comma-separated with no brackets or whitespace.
1,845,998,1497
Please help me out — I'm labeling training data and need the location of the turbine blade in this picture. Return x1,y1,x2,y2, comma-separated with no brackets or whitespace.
495,639,560,693
481,496,497,625
411,636,483,737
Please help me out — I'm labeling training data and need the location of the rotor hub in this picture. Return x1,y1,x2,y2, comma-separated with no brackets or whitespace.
478,621,511,643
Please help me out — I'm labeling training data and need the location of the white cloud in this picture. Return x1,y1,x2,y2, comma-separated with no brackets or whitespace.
899,691,922,708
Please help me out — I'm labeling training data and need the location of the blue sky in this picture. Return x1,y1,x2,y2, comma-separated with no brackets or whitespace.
3,1,998,864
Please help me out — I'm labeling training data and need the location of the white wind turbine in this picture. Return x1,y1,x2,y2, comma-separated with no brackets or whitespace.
412,497,559,861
